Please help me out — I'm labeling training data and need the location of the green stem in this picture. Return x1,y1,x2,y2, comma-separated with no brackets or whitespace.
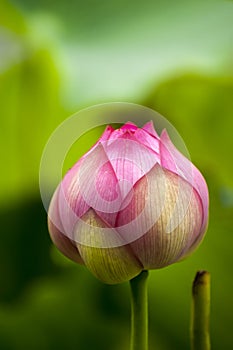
130,270,149,350
191,271,211,350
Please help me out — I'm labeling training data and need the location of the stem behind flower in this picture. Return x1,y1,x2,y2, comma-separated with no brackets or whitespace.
191,271,211,350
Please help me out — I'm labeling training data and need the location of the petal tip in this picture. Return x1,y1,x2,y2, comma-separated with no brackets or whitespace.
142,120,159,137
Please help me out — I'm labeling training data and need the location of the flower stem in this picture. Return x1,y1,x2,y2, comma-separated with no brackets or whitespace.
130,270,149,350
191,271,211,350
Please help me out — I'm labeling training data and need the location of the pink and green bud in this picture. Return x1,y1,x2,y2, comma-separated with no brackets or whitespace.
48,121,209,284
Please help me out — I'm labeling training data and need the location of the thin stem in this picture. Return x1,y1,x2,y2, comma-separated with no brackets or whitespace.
130,270,149,350
191,271,211,350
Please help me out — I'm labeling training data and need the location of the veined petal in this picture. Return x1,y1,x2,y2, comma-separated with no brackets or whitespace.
59,161,90,239
160,129,209,233
48,186,84,264
75,209,142,284
71,143,124,227
134,128,160,155
116,165,203,268
103,137,159,192
115,164,167,245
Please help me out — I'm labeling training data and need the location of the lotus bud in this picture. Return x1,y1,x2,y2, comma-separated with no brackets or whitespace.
48,121,209,284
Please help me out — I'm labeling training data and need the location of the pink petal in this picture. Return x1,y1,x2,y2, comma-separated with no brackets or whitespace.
107,127,135,141
120,121,138,132
59,160,90,238
81,125,114,159
134,128,160,155
102,137,160,192
160,129,209,233
48,186,84,264
99,125,115,141
115,164,167,244
142,121,159,138
72,144,124,227
106,122,138,141
116,165,203,268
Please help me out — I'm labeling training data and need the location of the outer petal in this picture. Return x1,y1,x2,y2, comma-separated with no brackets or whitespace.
60,143,126,231
115,164,165,244
58,160,90,239
160,129,209,234
75,209,142,284
48,186,84,264
116,165,203,268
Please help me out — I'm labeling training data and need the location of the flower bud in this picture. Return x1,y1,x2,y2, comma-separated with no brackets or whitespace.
48,121,209,284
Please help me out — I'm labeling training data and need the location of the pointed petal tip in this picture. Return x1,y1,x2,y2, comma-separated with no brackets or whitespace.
142,120,159,137
100,125,115,141
160,128,170,140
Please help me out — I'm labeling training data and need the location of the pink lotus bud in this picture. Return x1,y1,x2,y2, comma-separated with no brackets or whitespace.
48,121,209,284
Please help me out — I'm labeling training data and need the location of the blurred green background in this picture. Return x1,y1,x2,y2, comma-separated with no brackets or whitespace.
0,0,233,349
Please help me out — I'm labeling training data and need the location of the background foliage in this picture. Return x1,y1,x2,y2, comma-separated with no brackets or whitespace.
0,0,233,349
